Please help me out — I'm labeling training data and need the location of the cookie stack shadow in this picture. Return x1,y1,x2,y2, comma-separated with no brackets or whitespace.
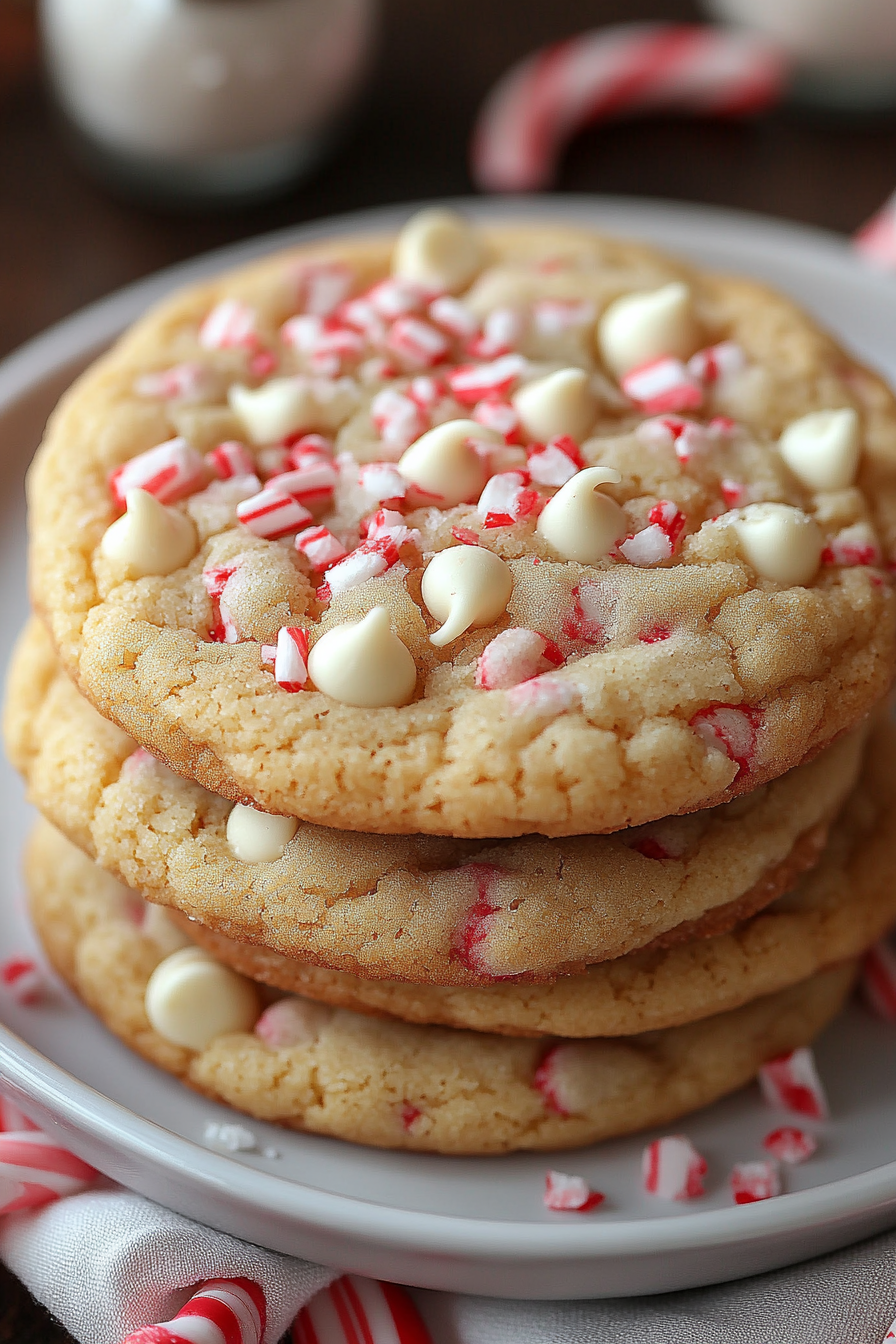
5,618,893,1154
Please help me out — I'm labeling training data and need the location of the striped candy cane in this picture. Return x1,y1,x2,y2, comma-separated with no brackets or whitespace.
472,23,788,192
0,1129,98,1214
855,191,896,270
0,1093,39,1132
122,1278,266,1344
293,1276,432,1344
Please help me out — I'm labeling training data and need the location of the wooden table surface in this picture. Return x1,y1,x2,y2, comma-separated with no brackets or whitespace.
2,0,896,1337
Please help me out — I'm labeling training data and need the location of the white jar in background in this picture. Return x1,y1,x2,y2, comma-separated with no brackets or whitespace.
703,0,896,108
40,0,377,204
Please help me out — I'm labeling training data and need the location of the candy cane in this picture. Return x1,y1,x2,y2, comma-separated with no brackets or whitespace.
292,1276,432,1344
121,1278,266,1344
0,1094,39,1132
0,1130,98,1214
472,23,788,192
855,191,896,270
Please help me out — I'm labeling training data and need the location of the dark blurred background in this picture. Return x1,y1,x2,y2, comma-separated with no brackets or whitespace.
2,0,896,366
2,0,896,1337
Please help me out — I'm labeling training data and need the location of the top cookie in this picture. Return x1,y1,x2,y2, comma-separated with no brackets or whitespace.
28,209,896,836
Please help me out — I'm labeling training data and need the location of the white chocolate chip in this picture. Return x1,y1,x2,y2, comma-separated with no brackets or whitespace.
100,489,198,578
144,947,259,1051
778,408,861,491
227,804,299,863
142,904,193,955
229,376,359,444
422,546,514,646
308,606,417,708
597,282,699,378
512,368,597,442
392,207,485,293
397,418,497,507
536,466,626,563
732,503,823,586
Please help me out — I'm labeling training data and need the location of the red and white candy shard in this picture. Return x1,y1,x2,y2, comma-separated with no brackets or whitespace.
267,461,339,508
473,396,522,442
759,1047,829,1120
533,1044,578,1116
387,316,450,369
199,299,258,351
621,357,703,414
358,461,408,507
451,864,504,976
861,943,896,1021
109,438,207,510
689,703,759,771
292,1275,433,1344
207,441,256,481
527,436,584,486
295,525,347,571
476,471,541,528
122,1277,267,1344
543,1169,605,1213
0,1130,98,1215
371,388,429,454
429,294,479,340
366,277,430,320
297,261,355,317
762,1126,817,1165
619,500,687,566
688,341,745,384
476,628,563,690
448,354,527,404
0,956,46,1006
532,298,595,335
642,1135,708,1200
236,488,312,540
275,627,310,692
468,306,524,358
506,675,580,717
730,1159,781,1205
884,1317,896,1344
317,537,402,602
822,523,882,567
134,362,213,403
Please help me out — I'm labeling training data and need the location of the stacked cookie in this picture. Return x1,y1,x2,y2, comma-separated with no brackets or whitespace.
6,209,896,1154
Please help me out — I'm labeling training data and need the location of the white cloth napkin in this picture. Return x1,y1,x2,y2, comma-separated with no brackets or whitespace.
3,1183,896,1344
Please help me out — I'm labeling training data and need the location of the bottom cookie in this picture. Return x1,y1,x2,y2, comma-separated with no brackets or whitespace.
26,819,855,1156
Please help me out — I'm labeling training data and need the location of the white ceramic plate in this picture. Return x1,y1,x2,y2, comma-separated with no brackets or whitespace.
2,197,896,1301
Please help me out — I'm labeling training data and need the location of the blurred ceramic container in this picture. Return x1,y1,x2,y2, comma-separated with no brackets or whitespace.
40,0,377,205
703,0,896,109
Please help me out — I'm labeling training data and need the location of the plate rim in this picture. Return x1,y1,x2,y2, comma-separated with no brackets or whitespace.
4,192,896,1268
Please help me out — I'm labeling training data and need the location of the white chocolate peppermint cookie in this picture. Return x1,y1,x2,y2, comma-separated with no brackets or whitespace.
27,216,896,836
5,620,867,986
26,818,854,1155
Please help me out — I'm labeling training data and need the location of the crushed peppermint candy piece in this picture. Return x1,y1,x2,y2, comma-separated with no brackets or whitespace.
762,1126,817,1165
207,441,256,481
721,479,751,509
477,471,542,527
296,260,355,317
543,1170,605,1213
527,435,584,486
295,525,347,570
134,362,214,403
199,298,257,350
619,500,687,566
366,276,431,320
688,341,746,384
759,1048,829,1120
473,396,523,443
203,1121,258,1153
371,387,428,453
275,627,310,692
429,294,480,341
287,432,333,463
532,298,595,336
358,461,408,507
506,675,580,716
730,1159,781,1204
1,956,47,1006
476,628,563,690
267,461,338,508
533,1044,575,1115
387,316,450,369
562,581,614,646
821,523,882,567
621,357,703,414
448,354,528,404
468,306,525,359
861,942,896,1021
690,704,759,772
236,487,312,540
642,1136,708,1200
317,537,401,602
365,508,421,550
109,438,207,509
451,865,505,976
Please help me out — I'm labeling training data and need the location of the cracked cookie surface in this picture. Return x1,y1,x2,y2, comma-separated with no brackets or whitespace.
27,219,896,837
26,818,854,1155
5,618,866,985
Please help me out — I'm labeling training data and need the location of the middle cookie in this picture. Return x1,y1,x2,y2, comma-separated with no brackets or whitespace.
6,618,865,986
